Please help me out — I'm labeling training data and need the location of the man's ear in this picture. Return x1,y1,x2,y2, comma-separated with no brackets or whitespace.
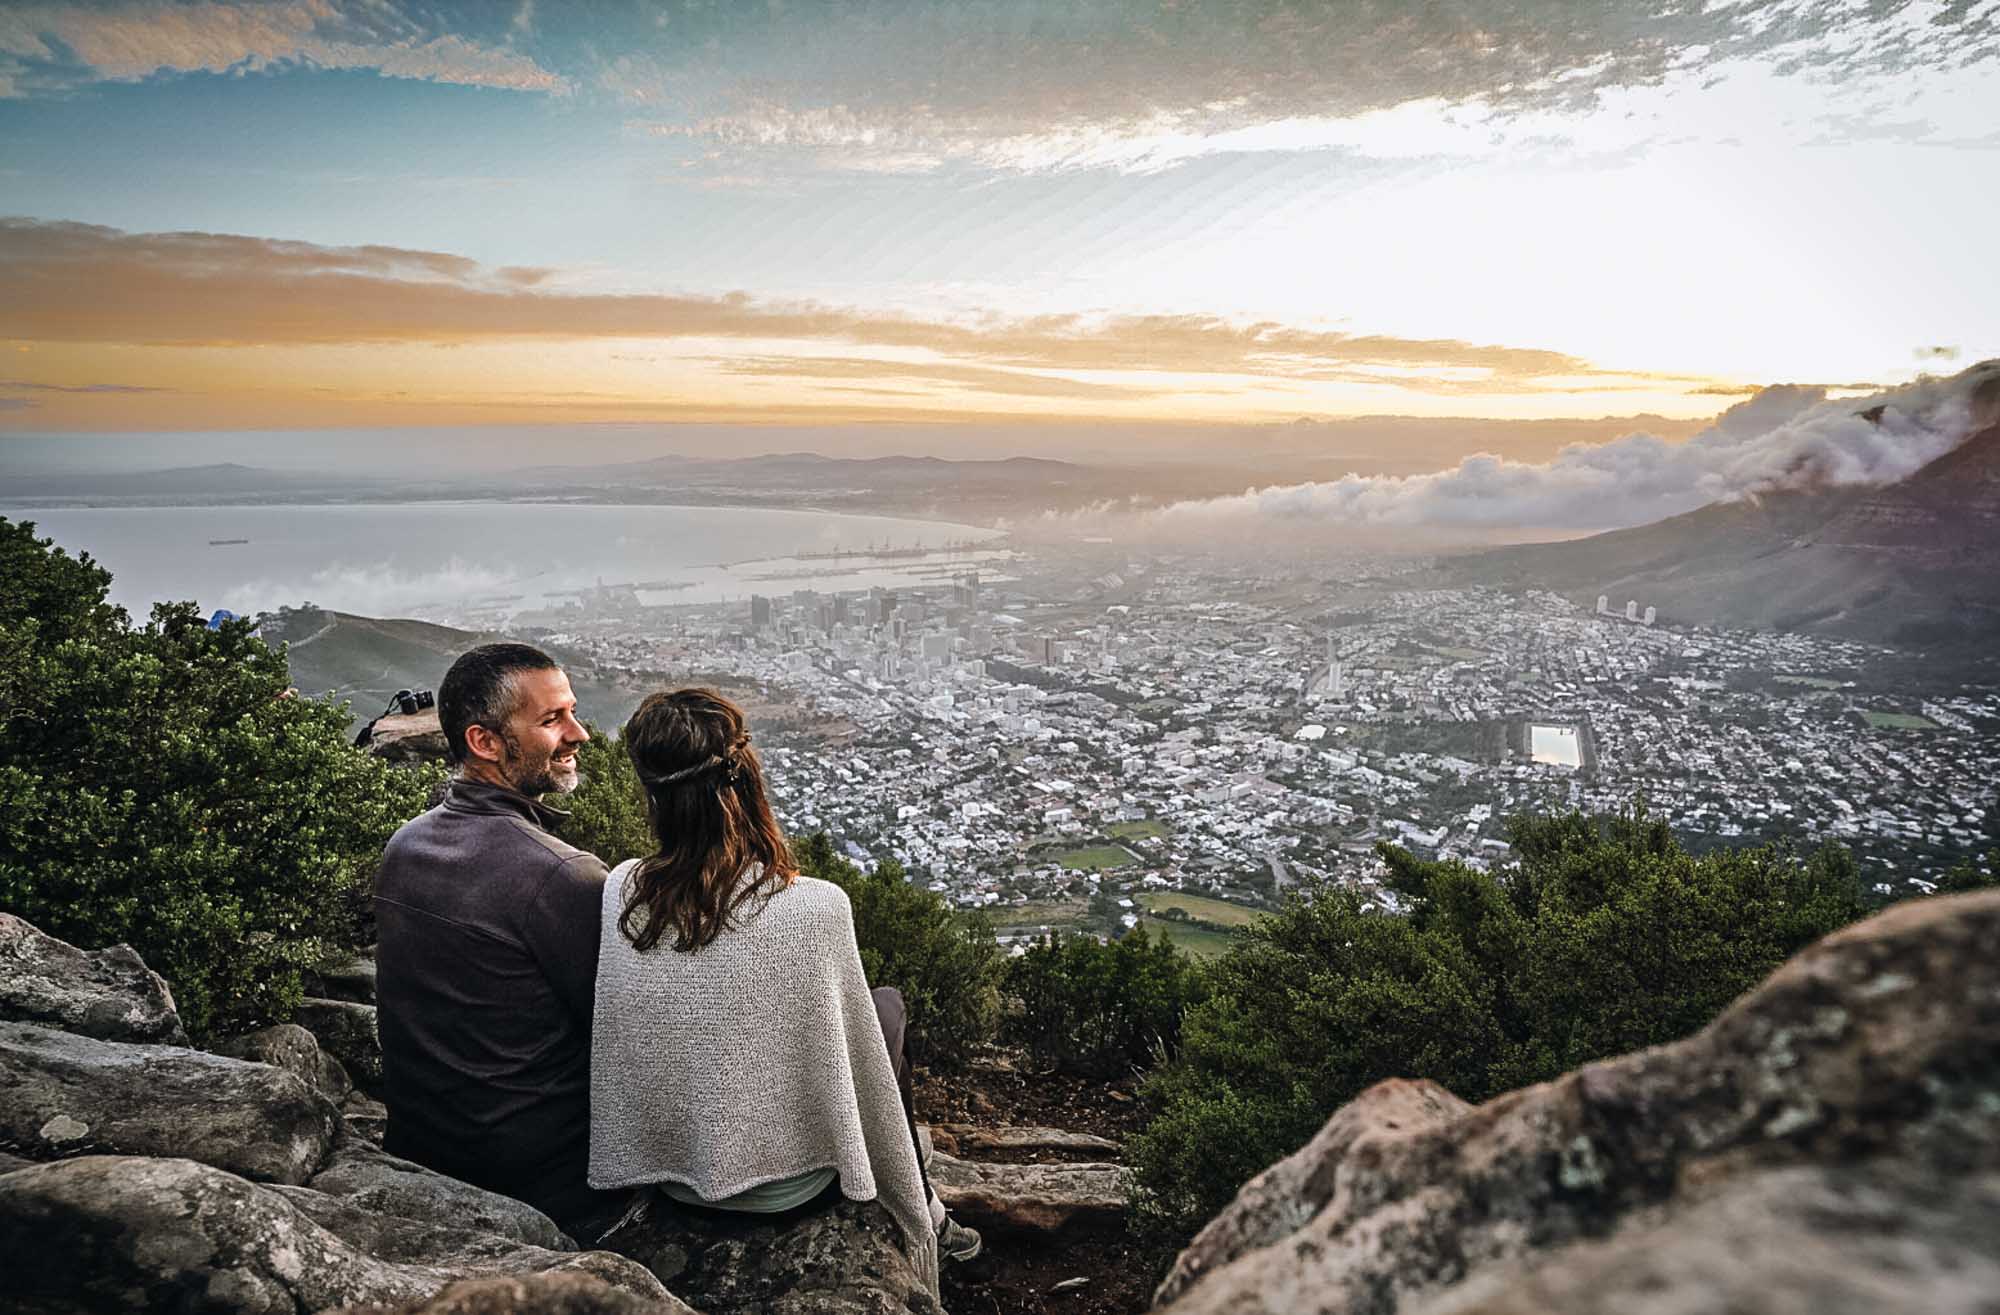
462,722,508,765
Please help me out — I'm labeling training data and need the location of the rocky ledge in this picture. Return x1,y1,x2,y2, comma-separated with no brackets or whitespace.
0,918,940,1314
1152,888,2000,1315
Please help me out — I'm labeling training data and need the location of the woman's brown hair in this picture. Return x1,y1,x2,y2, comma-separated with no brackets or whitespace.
619,687,796,952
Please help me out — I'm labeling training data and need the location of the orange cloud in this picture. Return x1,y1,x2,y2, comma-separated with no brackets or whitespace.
0,219,1669,394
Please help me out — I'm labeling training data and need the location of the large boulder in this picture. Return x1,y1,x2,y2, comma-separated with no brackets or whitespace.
1156,1080,1472,1301
604,1189,940,1315
0,1155,673,1314
1154,889,2000,1315
1413,1160,2000,1315
928,1150,1126,1236
366,709,450,765
0,1021,338,1185
329,1270,695,1315
310,1142,573,1251
297,996,384,1090
215,1022,354,1104
0,913,186,1046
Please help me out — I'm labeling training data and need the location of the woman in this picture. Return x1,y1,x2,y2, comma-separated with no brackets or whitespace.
587,688,978,1298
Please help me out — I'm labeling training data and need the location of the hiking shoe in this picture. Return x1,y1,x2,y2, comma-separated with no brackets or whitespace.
938,1216,983,1263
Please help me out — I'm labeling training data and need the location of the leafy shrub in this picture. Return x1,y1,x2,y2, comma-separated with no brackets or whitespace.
0,519,437,1040
1128,807,1871,1236
1004,926,1206,1077
555,725,654,868
795,832,1003,1069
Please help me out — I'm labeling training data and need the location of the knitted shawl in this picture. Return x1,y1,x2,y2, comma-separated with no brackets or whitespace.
588,866,939,1298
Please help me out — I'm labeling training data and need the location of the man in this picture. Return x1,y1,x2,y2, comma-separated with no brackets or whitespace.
375,642,629,1240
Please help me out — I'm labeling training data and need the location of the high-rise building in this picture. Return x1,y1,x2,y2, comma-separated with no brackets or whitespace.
1624,599,1640,622
750,594,771,629
1642,605,1657,626
1596,595,1610,616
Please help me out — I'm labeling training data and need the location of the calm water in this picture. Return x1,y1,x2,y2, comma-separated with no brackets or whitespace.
8,503,1005,622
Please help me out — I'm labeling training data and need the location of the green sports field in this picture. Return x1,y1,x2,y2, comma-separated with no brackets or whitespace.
1141,917,1238,958
1107,819,1170,841
1860,710,1939,730
1053,844,1139,871
1138,891,1264,927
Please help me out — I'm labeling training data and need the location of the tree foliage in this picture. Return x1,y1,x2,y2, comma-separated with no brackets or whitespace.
1004,926,1206,1077
0,518,436,1040
1127,806,1872,1236
795,832,1004,1069
555,726,654,869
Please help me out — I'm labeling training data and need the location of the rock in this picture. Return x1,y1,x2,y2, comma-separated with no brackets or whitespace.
1153,890,2000,1315
0,1020,338,1184
1414,1162,2000,1315
311,1142,574,1250
935,1124,1123,1158
0,1155,673,1314
603,1188,941,1315
309,952,380,1006
0,912,187,1046
367,710,451,765
1155,1080,1472,1303
216,1021,354,1103
928,1151,1125,1236
344,1091,390,1147
328,1270,696,1315
298,995,385,1090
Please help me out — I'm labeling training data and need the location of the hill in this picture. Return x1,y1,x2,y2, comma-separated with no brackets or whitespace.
1456,388,2000,650
263,607,645,731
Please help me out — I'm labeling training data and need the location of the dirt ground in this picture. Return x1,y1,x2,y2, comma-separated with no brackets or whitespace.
914,1052,1174,1315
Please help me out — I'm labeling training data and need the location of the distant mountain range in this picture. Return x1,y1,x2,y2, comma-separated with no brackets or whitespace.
0,450,1244,516
1458,382,2000,650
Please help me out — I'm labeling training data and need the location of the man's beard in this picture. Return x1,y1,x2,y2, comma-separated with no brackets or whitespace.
499,733,580,796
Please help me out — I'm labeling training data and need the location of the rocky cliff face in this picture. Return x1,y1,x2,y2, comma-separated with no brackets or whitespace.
1152,889,2000,1315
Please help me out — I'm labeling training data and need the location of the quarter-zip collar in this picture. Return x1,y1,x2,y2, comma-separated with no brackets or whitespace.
442,774,571,833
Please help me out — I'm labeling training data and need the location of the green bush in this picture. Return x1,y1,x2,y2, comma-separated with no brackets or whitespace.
1004,926,1206,1077
0,518,437,1040
1127,806,1871,1237
795,832,1003,1069
555,726,654,868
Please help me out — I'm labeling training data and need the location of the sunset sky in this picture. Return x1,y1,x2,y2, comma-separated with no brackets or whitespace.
1,0,1996,460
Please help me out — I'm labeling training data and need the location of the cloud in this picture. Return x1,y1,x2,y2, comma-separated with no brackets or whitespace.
0,218,1657,395
712,355,1170,401
0,1,568,96
604,0,2000,176
1130,362,2000,535
0,378,168,393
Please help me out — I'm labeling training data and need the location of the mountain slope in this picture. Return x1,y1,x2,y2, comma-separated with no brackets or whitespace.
1457,404,2000,649
264,608,643,730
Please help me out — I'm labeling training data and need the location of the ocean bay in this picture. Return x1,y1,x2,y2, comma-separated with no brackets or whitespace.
8,502,1007,625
